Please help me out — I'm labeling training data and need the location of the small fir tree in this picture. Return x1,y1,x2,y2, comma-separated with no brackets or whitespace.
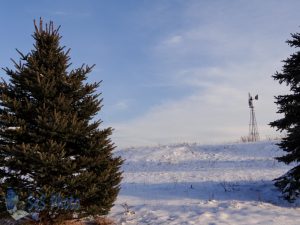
0,19,123,223
270,31,300,201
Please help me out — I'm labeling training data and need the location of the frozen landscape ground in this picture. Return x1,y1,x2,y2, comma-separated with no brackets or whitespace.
110,141,300,225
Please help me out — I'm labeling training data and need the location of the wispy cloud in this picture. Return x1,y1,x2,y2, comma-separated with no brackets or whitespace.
163,35,183,45
25,9,92,18
110,99,132,111
52,10,91,17
112,64,287,147
110,1,295,148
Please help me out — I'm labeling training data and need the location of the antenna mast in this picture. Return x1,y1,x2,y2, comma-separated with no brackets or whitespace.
248,93,259,142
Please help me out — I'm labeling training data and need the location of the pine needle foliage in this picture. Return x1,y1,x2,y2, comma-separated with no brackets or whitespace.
0,19,123,223
270,32,300,201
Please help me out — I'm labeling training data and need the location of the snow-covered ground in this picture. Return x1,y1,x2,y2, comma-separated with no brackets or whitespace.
110,141,300,225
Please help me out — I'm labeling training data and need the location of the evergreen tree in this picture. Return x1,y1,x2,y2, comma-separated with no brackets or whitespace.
0,19,122,223
270,31,300,201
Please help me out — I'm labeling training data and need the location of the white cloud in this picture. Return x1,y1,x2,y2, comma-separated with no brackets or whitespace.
111,87,246,147
109,1,296,148
111,42,289,148
52,10,91,17
112,72,287,148
163,35,183,45
109,99,132,111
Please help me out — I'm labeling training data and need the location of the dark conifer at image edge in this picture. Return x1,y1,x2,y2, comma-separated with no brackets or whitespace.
270,31,300,201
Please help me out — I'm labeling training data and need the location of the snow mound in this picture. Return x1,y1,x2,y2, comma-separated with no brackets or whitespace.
110,141,300,225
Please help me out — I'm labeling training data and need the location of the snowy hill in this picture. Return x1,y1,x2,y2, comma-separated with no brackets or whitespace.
110,141,300,225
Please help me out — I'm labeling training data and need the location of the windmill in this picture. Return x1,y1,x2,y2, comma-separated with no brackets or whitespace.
248,93,259,142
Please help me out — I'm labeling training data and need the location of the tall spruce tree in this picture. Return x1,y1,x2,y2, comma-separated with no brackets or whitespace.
270,32,300,201
0,19,122,222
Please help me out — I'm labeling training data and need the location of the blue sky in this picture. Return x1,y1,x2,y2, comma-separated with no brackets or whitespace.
1,0,300,147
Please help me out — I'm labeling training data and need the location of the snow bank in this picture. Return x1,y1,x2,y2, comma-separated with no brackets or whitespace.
110,141,300,224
